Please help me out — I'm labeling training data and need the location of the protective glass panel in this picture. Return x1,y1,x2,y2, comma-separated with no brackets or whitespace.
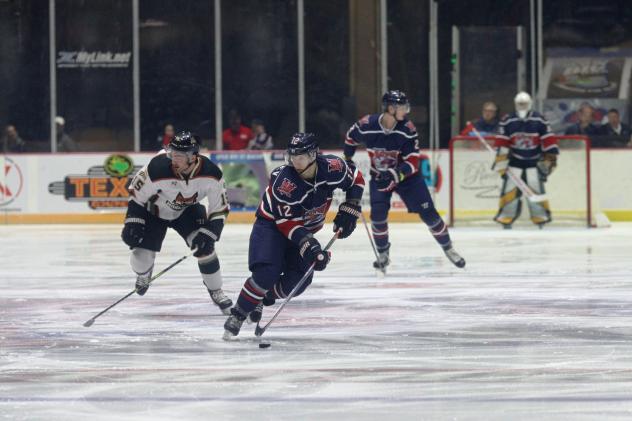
56,0,133,151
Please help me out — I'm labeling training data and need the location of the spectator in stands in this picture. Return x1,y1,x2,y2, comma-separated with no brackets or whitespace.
56,116,79,152
157,123,175,150
2,124,26,153
565,103,601,136
601,108,632,146
247,118,273,150
460,101,500,136
222,110,252,150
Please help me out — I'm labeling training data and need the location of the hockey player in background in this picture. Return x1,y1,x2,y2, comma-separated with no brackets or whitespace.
122,131,233,315
492,92,559,228
344,90,465,272
223,133,365,339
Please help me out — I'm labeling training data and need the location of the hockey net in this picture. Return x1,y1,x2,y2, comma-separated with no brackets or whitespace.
448,135,608,228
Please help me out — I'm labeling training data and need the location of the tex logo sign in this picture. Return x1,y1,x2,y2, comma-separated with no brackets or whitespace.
48,154,141,209
0,157,24,207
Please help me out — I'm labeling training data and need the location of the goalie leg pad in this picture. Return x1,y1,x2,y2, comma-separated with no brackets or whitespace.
525,167,552,225
494,168,523,226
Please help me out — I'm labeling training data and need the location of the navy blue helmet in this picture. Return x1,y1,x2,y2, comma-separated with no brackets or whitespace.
287,132,319,157
382,90,410,110
168,131,200,155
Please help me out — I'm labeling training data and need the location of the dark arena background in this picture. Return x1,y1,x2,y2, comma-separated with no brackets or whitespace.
2,1,632,419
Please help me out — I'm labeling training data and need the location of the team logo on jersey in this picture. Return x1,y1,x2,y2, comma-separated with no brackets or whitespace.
512,134,537,149
175,192,198,205
370,149,399,171
304,202,329,224
326,158,343,172
277,178,296,198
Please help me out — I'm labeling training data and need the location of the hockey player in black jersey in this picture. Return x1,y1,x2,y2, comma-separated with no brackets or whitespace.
344,90,465,271
122,132,233,315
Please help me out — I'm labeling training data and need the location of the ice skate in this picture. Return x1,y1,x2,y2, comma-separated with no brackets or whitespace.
135,273,151,296
373,246,390,274
222,308,247,340
444,247,466,268
248,302,263,324
208,289,233,315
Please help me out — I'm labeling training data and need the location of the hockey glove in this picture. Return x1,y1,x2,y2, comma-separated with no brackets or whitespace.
375,168,402,192
344,155,357,172
537,153,557,178
333,201,362,239
191,228,217,257
121,218,146,249
298,237,330,271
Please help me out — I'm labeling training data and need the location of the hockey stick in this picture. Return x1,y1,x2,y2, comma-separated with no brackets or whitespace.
360,213,386,275
471,127,547,203
254,230,341,337
83,251,194,327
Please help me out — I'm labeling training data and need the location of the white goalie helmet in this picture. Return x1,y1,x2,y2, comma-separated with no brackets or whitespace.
514,91,533,119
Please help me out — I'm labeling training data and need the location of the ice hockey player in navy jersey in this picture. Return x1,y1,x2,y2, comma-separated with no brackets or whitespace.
344,90,465,271
492,92,559,228
122,131,233,315
223,133,365,339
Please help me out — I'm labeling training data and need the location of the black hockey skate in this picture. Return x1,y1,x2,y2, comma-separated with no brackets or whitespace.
444,247,466,268
248,302,263,324
208,289,233,315
373,244,390,273
223,307,247,340
135,273,152,296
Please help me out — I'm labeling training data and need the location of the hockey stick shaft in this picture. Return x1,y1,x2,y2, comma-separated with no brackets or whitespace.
255,230,340,337
471,127,547,203
360,213,385,273
83,252,193,327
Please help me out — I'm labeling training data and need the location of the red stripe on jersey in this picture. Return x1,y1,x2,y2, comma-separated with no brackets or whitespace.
276,219,303,238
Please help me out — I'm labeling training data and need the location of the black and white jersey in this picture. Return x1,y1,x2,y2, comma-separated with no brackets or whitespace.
128,153,229,222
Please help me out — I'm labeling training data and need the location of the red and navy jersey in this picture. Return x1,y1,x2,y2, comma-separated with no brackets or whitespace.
344,113,420,180
256,154,365,244
496,111,559,167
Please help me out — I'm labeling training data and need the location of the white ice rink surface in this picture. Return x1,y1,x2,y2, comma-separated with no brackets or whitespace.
1,222,632,420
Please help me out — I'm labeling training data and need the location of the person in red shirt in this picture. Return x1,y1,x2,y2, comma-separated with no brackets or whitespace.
222,110,253,150
157,123,175,150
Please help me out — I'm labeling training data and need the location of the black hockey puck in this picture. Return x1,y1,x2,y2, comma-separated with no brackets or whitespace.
259,343,271,349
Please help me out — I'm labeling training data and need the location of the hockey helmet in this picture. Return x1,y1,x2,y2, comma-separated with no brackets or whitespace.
167,131,200,156
286,132,319,166
514,92,532,119
382,90,410,112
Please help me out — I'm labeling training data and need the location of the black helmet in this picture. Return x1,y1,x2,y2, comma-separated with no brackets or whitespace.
287,132,319,157
168,131,200,155
382,90,410,111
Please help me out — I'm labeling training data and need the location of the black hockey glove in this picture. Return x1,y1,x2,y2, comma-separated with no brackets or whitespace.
333,201,362,239
191,228,218,258
375,168,402,192
121,218,146,249
299,237,330,271
344,155,357,172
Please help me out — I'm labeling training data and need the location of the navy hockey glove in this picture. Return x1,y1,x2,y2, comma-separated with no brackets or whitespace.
333,201,362,239
344,155,357,172
121,218,145,249
299,237,330,271
191,228,217,258
375,168,402,192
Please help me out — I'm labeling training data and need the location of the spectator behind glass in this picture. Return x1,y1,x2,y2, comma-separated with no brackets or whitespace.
157,123,175,150
222,110,253,150
460,101,500,136
55,116,79,152
601,108,632,146
565,103,601,136
2,124,27,153
247,118,273,150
